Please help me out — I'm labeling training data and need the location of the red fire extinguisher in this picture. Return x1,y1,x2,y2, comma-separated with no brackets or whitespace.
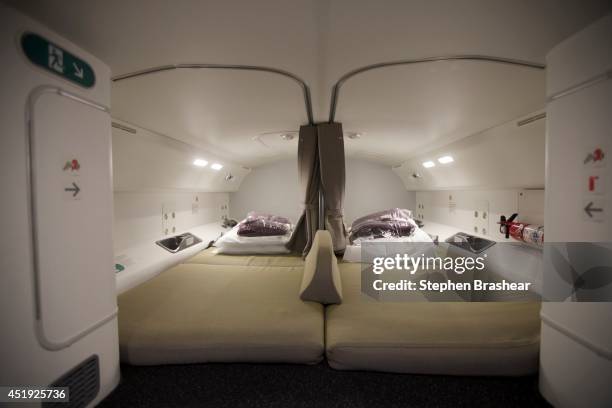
499,213,544,248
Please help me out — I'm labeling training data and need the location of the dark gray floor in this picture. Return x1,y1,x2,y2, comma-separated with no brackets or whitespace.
98,362,550,408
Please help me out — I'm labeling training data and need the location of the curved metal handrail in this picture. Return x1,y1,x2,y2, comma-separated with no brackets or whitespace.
112,63,314,125
328,55,546,122
26,86,116,351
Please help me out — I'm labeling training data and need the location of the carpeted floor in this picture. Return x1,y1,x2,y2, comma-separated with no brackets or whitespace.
98,362,550,407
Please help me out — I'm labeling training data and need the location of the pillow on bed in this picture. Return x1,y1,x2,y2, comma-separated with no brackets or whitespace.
215,224,291,255
300,230,342,304
237,212,292,237
343,227,434,262
348,208,417,244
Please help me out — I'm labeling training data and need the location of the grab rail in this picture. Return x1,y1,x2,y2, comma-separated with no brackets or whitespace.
328,55,545,123
113,63,314,125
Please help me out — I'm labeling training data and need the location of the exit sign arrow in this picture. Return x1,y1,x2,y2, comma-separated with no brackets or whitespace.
73,62,84,79
584,201,603,218
65,182,81,197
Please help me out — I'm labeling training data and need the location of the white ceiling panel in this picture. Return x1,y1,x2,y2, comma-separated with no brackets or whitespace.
319,0,611,107
6,0,611,168
112,69,308,167
335,60,546,165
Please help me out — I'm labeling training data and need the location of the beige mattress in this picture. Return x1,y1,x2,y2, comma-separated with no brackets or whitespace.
185,249,305,267
118,249,323,365
325,263,541,376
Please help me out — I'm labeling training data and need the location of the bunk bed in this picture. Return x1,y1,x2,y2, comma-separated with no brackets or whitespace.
118,210,540,376
325,261,541,376
118,219,346,366
118,249,323,365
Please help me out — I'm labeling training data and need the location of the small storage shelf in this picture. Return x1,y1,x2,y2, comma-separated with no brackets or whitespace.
114,222,227,294
156,233,202,253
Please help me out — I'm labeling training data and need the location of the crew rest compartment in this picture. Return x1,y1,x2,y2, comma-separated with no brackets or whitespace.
2,2,611,407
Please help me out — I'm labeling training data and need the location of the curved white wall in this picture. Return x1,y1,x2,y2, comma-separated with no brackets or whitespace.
229,160,302,222
344,159,417,223
229,158,416,224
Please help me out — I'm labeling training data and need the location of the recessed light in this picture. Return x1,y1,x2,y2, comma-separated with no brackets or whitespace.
422,161,435,168
438,156,454,164
211,163,223,171
193,159,208,167
346,132,362,139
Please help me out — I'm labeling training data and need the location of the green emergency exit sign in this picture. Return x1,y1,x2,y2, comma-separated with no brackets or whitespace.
21,32,96,88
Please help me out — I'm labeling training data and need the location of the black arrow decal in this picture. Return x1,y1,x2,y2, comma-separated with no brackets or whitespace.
584,201,603,218
64,182,80,197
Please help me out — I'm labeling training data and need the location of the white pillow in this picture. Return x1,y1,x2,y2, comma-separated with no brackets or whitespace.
343,227,433,262
215,225,291,255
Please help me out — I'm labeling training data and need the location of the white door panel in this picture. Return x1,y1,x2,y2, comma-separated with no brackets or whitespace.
31,89,116,348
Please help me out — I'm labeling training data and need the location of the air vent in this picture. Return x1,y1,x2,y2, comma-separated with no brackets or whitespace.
252,131,299,148
111,121,137,133
43,355,100,408
517,112,546,127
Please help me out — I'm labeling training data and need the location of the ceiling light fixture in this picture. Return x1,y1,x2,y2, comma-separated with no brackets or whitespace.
438,156,454,164
193,159,208,167
422,161,435,168
346,132,362,139
211,163,223,171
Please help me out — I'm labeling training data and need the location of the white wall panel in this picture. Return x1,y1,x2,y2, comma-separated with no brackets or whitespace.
229,159,302,222
0,4,119,403
112,120,250,193
416,189,544,240
32,91,116,347
113,191,228,252
394,110,546,191
229,158,416,224
344,159,417,223
540,14,612,408
547,13,612,98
